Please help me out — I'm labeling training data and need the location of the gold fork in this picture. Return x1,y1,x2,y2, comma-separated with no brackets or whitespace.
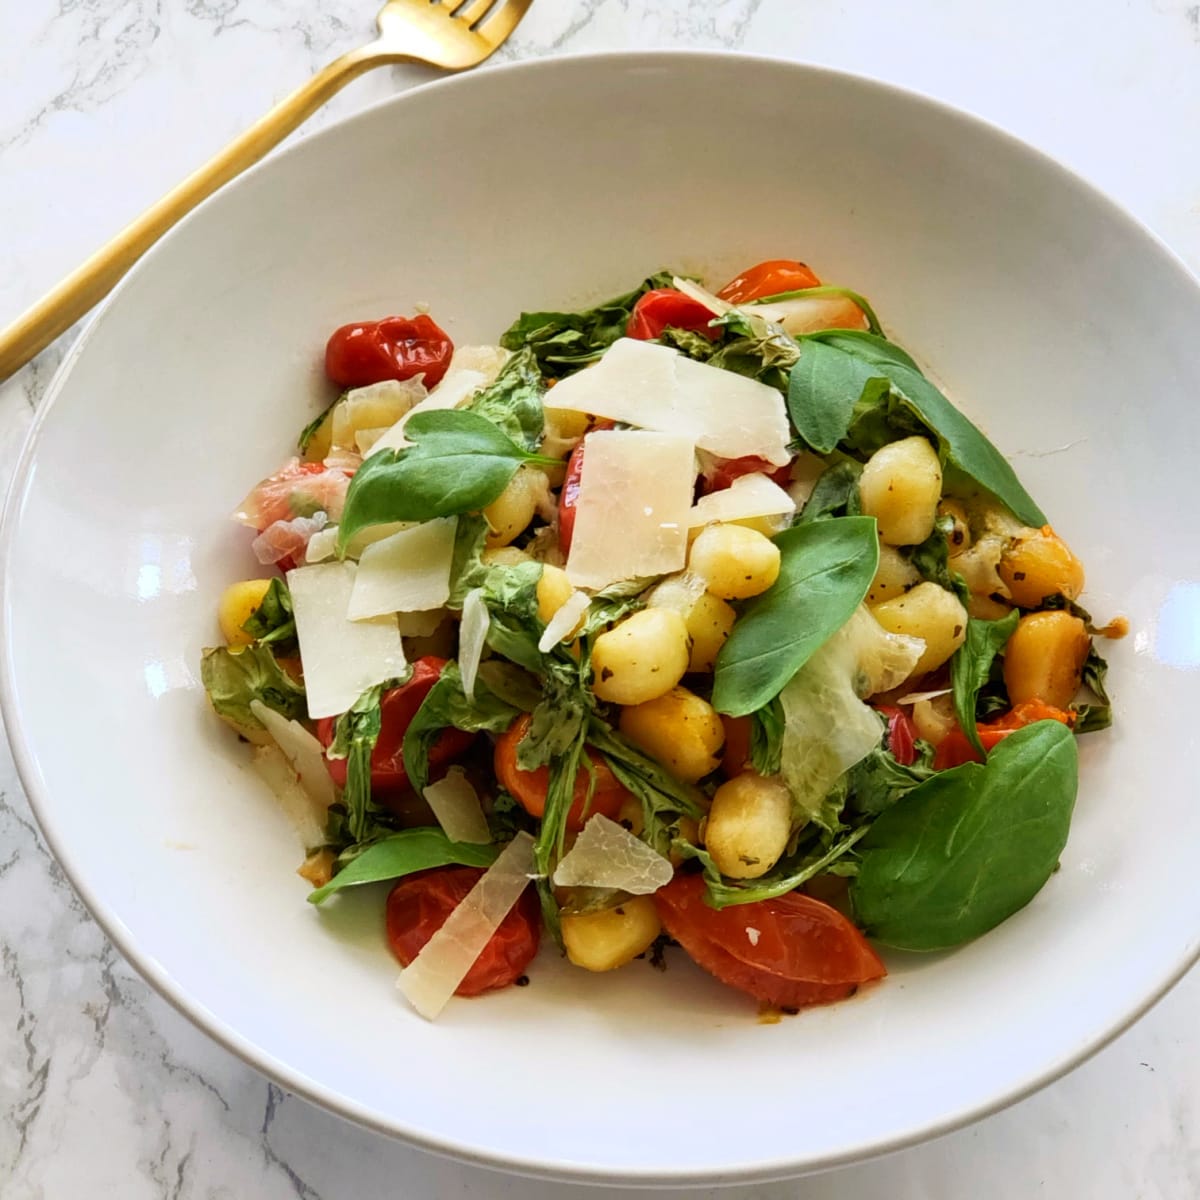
0,0,532,382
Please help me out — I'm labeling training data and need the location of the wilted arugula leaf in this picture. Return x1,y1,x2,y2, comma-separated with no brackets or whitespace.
796,460,863,524
906,514,969,606
950,611,1020,756
325,684,394,844
750,697,785,775
200,644,306,734
849,742,935,816
466,346,546,451
239,577,295,646
1074,643,1113,733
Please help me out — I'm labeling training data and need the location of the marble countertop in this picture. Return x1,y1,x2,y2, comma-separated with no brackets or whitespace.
3,2,1200,1196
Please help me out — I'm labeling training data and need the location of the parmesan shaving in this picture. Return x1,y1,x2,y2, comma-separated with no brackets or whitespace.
367,368,488,457
552,814,674,895
670,276,732,317
688,472,796,528
348,517,457,619
396,832,536,1020
537,590,589,652
565,430,696,590
249,700,336,813
746,926,761,946
396,609,447,639
898,686,953,705
250,743,327,851
423,767,493,845
304,526,338,563
458,588,489,700
645,571,708,619
286,562,407,720
448,344,510,383
331,379,426,454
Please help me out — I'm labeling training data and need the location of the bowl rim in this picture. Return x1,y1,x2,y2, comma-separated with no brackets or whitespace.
4,47,1199,1185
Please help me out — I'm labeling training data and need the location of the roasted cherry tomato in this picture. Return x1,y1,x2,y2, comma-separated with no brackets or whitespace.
386,866,541,995
719,714,752,779
626,288,719,341
317,657,474,797
875,705,917,767
932,700,1075,770
702,454,792,494
717,259,822,304
558,438,586,558
324,314,453,390
494,714,633,831
654,873,885,1009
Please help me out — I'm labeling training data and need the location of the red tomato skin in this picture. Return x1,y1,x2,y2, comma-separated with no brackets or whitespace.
316,657,474,796
325,314,453,390
719,715,752,779
702,455,792,494
626,288,719,341
494,715,632,831
932,701,1075,770
875,705,917,767
558,439,585,557
717,259,822,304
386,866,541,995
654,873,885,1009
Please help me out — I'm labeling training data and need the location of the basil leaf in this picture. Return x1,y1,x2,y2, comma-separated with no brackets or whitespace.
446,513,491,607
796,460,863,524
850,720,1078,950
200,644,306,734
789,343,889,455
750,697,785,775
325,685,390,844
466,346,545,452
712,517,880,717
658,326,720,361
500,271,675,374
808,329,920,372
1074,643,1113,733
239,577,295,646
401,661,523,795
905,515,968,604
307,827,500,904
336,410,554,552
950,611,1020,756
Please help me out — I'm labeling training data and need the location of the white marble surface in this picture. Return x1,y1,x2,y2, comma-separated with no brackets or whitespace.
3,1,1200,1196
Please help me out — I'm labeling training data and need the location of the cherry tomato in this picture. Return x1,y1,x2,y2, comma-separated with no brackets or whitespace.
702,455,792,495
932,700,1075,770
386,866,540,995
654,873,885,1009
316,657,474,797
558,438,585,558
875,705,917,767
626,288,719,341
719,714,752,779
325,314,453,390
717,259,822,304
494,714,633,831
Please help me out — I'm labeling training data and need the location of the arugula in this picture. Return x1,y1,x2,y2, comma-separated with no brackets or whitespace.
401,661,524,795
336,410,557,552
200,644,306,733
705,308,802,392
239,577,295,646
325,685,392,843
307,827,500,904
796,460,863,524
297,398,337,455
950,611,1020,756
787,331,1046,527
466,346,545,452
712,517,880,716
906,514,969,605
849,742,936,816
850,720,1078,950
499,271,674,374
446,513,492,607
749,697,785,775
1074,643,1113,733
658,326,721,361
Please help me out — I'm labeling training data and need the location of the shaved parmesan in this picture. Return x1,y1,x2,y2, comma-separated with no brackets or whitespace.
250,744,327,851
287,562,407,720
304,526,338,563
396,609,447,639
898,686,953,705
331,378,426,453
348,518,457,619
309,521,417,564
646,570,708,619
688,472,796,528
552,814,674,894
448,344,510,383
354,427,390,455
566,430,695,590
746,926,761,946
397,831,536,1020
537,590,589,651
423,767,492,845
458,588,489,700
670,276,732,318
544,338,790,466
367,368,487,457
249,700,336,812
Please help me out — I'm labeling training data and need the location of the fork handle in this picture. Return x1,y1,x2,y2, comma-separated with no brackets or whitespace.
0,43,389,383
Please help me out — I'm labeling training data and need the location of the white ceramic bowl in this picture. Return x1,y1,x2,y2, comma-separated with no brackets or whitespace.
4,52,1200,1185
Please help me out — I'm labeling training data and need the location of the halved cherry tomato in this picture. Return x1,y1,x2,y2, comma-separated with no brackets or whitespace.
933,700,1075,770
702,455,792,495
316,657,474,797
494,714,633,831
386,866,540,995
654,873,885,1009
875,705,917,767
558,438,585,558
325,314,453,390
717,259,822,304
719,714,752,779
626,288,719,341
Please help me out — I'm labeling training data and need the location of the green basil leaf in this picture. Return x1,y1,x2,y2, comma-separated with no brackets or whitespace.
658,326,721,361
712,517,880,716
788,343,889,455
307,827,500,904
796,460,863,524
200,644,306,734
336,410,553,552
239,577,295,646
1073,642,1113,733
950,611,1021,756
850,720,1078,950
749,696,785,775
466,346,545,451
446,513,492,607
808,329,920,372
